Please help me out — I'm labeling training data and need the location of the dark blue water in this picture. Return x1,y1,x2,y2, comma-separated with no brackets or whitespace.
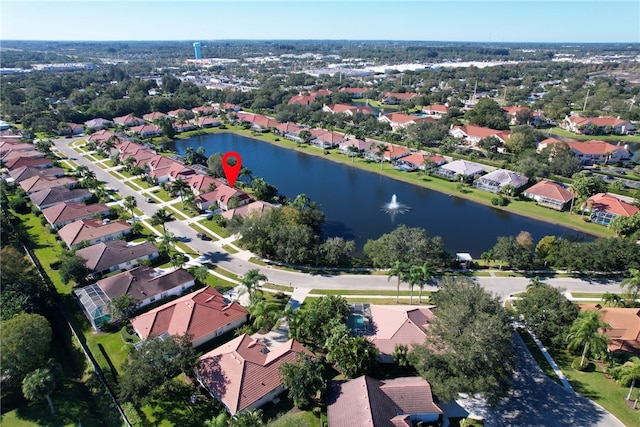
175,133,592,257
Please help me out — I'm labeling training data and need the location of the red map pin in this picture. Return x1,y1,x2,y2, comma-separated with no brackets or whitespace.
222,151,242,187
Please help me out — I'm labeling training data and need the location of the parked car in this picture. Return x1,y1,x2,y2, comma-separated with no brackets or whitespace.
145,197,154,203
196,232,210,241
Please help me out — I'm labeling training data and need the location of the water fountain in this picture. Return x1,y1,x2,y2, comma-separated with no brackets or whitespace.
381,194,410,216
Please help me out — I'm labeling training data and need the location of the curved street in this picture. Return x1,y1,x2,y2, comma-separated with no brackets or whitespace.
52,136,626,299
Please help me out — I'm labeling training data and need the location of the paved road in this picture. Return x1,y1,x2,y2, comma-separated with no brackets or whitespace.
53,136,626,299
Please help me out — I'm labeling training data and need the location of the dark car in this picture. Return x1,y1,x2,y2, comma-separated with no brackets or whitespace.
196,232,210,241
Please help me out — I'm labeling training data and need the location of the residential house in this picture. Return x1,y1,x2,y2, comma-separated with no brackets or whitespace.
196,334,314,414
74,266,195,330
168,108,195,120
378,113,435,132
421,104,450,119
313,131,345,149
380,92,419,104
586,193,639,226
338,87,371,98
1,147,45,163
186,174,222,195
502,106,548,126
75,240,160,275
113,114,144,128
449,125,511,147
6,166,65,185
19,175,77,195
58,218,132,249
3,156,53,170
580,304,640,355
194,116,220,128
42,201,110,229
473,169,529,194
523,180,574,211
327,376,443,427
86,129,118,146
143,112,168,123
84,118,113,131
192,105,217,116
196,184,251,211
287,89,332,106
129,124,163,139
146,155,196,183
563,115,635,135
29,187,92,210
221,200,275,220
537,139,631,165
338,139,371,155
173,122,197,133
432,160,485,181
322,104,373,116
57,122,84,136
130,286,248,348
395,153,445,172
382,144,411,162
362,305,436,363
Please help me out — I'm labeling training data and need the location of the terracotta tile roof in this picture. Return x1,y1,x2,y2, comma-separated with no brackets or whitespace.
327,375,442,427
143,112,168,121
502,106,529,116
42,202,110,227
221,200,275,220
567,115,630,127
367,305,435,357
382,113,435,125
275,122,304,135
8,166,65,183
524,180,574,203
397,153,445,167
192,105,216,115
113,114,144,126
423,104,450,114
194,117,220,127
197,334,313,414
382,92,418,100
130,124,162,134
451,125,510,141
97,266,194,302
579,304,640,355
131,286,248,344
187,174,221,193
567,140,630,157
57,218,131,248
338,139,371,151
28,187,92,209
587,193,639,217
4,156,52,170
19,175,77,194
339,87,371,95
76,240,159,272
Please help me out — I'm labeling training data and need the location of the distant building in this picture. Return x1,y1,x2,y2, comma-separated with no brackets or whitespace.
193,42,202,59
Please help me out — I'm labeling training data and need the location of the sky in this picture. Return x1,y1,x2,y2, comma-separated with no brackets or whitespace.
1,0,639,43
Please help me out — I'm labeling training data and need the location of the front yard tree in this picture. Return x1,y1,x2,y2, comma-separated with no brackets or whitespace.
288,295,350,347
151,208,174,233
408,277,515,406
324,321,379,379
611,356,640,406
22,368,57,415
123,195,137,219
58,251,91,285
620,268,640,301
118,333,198,404
566,310,610,368
1,313,52,390
241,268,267,303
516,281,579,348
279,353,325,409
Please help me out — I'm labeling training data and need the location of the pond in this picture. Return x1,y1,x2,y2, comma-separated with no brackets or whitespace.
174,133,593,257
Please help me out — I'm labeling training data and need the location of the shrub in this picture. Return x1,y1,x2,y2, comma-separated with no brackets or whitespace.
571,356,591,371
491,195,509,206
273,291,286,300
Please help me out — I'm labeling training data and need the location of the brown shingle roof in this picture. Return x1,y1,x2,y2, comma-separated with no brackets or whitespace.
97,266,194,302
75,240,159,272
130,286,248,344
57,218,131,248
19,175,77,194
28,187,92,209
42,202,110,227
197,334,313,414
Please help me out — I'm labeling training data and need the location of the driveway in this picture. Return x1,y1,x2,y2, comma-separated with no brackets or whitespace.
482,332,625,427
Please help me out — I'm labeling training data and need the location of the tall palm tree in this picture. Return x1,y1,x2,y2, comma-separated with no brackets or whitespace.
241,269,268,303
347,145,359,163
601,292,625,308
159,231,178,254
75,165,89,178
416,261,436,304
621,268,640,301
408,265,423,305
22,368,57,415
239,166,253,185
527,276,544,290
612,356,640,406
387,261,409,304
151,208,174,233
566,310,611,367
374,142,387,170
123,195,137,220
250,300,281,332
171,178,190,209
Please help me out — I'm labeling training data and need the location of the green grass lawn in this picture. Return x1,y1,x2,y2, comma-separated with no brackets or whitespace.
550,347,639,427
149,188,175,203
197,218,231,238
550,127,640,144
310,289,432,299
132,177,151,188
222,244,238,254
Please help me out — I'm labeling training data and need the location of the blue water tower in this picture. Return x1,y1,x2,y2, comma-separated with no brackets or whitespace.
193,42,202,59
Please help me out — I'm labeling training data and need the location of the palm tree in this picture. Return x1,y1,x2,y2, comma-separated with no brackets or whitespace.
416,261,436,304
407,265,423,304
250,300,281,332
621,268,640,301
373,143,387,170
239,166,253,185
527,276,544,289
387,261,409,304
612,356,640,406
171,178,190,209
241,269,268,303
75,165,90,178
22,368,57,415
159,231,178,254
123,195,137,220
601,292,625,308
566,310,611,367
347,145,359,163
151,208,174,233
